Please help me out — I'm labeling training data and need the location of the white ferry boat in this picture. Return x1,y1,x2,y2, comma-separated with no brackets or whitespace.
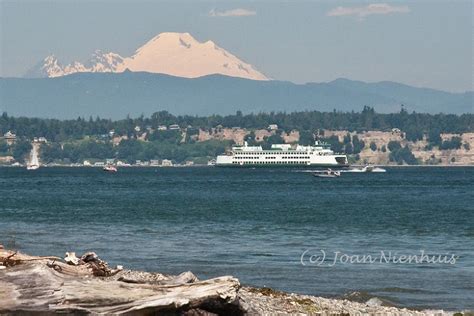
216,141,348,168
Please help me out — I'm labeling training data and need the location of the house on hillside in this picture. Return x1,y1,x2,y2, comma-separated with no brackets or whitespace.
33,137,48,143
2,131,16,145
255,129,273,142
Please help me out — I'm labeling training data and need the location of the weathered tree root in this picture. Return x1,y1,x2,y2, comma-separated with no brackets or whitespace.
0,250,60,267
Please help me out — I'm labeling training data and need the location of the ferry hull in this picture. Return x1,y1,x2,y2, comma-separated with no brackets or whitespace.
214,163,350,169
215,163,348,168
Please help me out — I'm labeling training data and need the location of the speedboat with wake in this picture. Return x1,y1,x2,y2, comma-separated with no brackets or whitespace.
313,169,341,178
103,165,118,173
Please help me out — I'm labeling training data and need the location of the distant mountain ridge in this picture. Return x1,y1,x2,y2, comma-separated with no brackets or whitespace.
1,72,472,119
24,32,268,81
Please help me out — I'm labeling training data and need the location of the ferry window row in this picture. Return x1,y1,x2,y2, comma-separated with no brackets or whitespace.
232,161,309,165
234,152,310,155
234,156,310,160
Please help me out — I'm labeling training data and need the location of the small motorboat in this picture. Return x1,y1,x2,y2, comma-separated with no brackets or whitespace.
103,165,118,172
207,159,216,166
313,169,341,178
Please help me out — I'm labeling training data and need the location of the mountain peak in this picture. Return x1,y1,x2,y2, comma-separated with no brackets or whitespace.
157,31,193,39
27,32,268,80
40,55,66,77
145,32,194,46
44,54,58,62
125,32,268,80
133,32,198,55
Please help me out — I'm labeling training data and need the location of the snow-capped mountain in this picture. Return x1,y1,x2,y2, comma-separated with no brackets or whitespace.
86,50,124,73
25,32,268,80
24,55,68,78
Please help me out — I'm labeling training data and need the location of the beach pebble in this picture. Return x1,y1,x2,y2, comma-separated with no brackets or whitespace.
366,297,383,306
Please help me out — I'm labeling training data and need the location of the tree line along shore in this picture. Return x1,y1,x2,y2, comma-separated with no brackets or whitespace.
0,107,473,166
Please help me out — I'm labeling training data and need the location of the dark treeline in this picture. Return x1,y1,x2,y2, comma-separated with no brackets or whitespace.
1,107,472,165
1,107,473,142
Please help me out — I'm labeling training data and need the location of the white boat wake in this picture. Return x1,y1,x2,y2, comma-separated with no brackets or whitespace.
343,166,386,173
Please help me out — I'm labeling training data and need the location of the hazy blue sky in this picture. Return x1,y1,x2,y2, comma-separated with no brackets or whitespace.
1,0,472,92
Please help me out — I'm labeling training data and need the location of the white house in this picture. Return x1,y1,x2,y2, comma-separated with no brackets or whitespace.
161,159,173,167
3,131,16,145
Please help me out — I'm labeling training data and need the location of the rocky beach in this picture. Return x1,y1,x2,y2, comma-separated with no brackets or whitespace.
0,246,465,315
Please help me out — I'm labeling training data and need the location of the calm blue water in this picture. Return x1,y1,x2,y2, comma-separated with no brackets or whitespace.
0,167,473,310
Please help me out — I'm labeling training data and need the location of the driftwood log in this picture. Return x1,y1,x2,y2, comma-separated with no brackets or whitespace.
0,247,242,315
0,245,455,315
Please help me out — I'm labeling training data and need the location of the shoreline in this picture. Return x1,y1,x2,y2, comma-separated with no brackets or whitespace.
0,247,466,315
